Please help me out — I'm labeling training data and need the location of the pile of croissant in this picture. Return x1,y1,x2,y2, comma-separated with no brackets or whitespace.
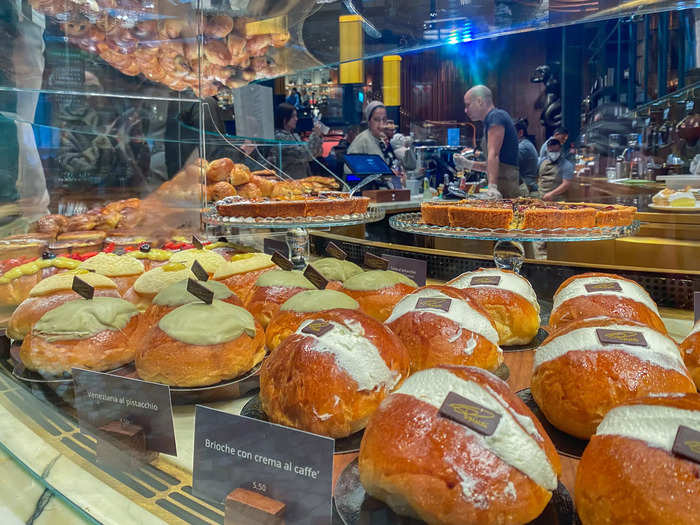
29,0,290,96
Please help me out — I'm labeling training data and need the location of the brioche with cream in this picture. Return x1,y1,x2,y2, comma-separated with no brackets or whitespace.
206,157,234,183
79,252,145,295
448,268,540,345
126,246,171,271
20,297,140,375
336,270,417,322
680,321,700,389
260,309,409,438
122,262,196,310
135,300,265,387
550,272,666,334
169,248,226,277
244,270,316,328
359,365,562,525
213,253,276,303
8,271,120,341
0,256,80,307
575,393,700,525
265,290,360,350
307,257,363,285
385,286,503,373
531,318,695,439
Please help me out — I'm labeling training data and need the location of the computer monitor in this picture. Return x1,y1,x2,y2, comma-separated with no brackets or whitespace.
343,154,394,178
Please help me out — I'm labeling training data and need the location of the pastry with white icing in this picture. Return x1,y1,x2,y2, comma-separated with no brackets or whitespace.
549,272,666,334
259,309,409,438
385,286,503,373
680,319,700,389
448,268,540,345
575,393,700,525
359,365,561,525
336,270,418,322
532,318,695,439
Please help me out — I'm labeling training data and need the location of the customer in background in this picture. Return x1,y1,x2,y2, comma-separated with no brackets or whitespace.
266,102,323,179
514,118,539,194
537,138,574,201
384,120,416,172
347,101,404,189
285,88,301,109
539,126,569,163
456,85,520,198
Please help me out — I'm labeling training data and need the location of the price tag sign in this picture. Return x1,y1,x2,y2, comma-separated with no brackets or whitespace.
382,254,427,286
72,368,176,455
193,406,334,524
263,237,288,257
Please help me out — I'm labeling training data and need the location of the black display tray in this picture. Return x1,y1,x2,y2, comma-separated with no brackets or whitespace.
516,388,589,459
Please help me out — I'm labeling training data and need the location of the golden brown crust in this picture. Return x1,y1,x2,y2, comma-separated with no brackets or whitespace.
359,365,561,525
245,285,311,328
135,320,265,387
208,181,236,201
386,286,502,373
236,182,263,200
550,272,665,334
680,330,700,390
206,158,234,184
260,309,409,438
215,266,276,304
265,310,317,351
420,202,452,226
337,282,417,322
249,174,276,197
575,394,700,525
448,205,513,229
20,316,139,375
531,318,695,439
230,163,252,186
8,288,121,341
459,287,540,346
0,267,68,307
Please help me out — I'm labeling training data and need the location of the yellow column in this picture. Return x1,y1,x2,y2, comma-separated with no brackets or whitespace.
382,55,402,106
339,15,364,84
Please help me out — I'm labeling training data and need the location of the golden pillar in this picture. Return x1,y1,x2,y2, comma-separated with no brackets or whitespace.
339,15,364,84
382,55,401,106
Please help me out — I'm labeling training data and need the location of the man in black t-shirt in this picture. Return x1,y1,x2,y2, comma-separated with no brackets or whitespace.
457,85,520,198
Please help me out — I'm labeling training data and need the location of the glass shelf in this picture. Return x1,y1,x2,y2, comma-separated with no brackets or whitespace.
390,213,642,242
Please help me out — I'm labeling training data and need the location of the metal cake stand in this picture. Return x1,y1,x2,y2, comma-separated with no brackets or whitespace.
203,206,385,268
389,212,641,272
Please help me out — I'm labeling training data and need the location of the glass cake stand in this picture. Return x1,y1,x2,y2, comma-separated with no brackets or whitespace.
203,206,385,268
389,212,641,272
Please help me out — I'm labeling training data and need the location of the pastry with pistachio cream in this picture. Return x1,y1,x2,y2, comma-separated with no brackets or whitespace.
122,262,196,310
245,270,316,328
135,300,265,387
130,278,243,344
79,252,144,295
8,270,120,341
307,257,363,289
265,290,360,350
336,270,418,322
169,248,226,277
0,254,80,307
213,252,275,303
20,297,140,375
126,244,171,270
204,240,246,260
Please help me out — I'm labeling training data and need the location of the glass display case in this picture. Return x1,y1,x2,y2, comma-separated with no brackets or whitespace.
0,0,699,524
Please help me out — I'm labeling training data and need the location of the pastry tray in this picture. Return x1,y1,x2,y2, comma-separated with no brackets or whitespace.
390,213,641,242
202,205,385,229
333,459,580,525
516,388,588,459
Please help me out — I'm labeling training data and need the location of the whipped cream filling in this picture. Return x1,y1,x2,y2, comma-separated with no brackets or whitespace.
596,403,700,452
449,269,539,312
553,276,659,314
385,288,500,347
296,319,399,392
534,323,689,376
393,368,557,490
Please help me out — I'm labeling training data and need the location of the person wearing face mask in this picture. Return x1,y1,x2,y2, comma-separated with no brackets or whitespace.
454,85,520,199
539,126,569,163
537,138,574,201
346,100,405,189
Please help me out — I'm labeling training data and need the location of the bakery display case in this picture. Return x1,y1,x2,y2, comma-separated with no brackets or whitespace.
0,0,699,524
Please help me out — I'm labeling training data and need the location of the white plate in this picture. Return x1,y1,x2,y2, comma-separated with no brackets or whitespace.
648,202,700,212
